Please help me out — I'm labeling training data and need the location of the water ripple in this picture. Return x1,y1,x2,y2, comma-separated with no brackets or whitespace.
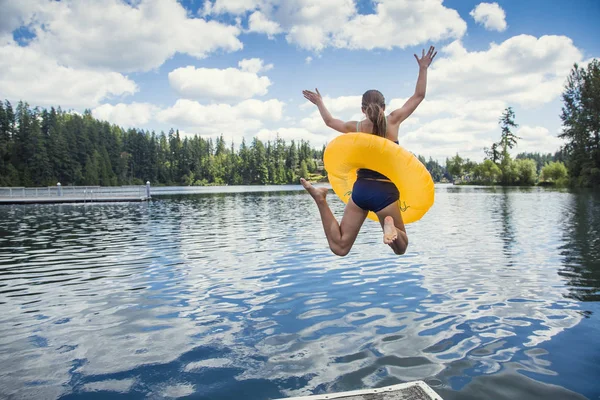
0,186,598,400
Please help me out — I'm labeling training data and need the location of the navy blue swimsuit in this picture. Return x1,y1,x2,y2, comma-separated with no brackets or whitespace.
351,121,400,213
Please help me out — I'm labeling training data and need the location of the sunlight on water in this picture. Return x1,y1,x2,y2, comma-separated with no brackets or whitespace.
0,185,598,399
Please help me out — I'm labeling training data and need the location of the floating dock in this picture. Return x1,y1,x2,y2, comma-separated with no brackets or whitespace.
0,183,151,205
276,381,443,400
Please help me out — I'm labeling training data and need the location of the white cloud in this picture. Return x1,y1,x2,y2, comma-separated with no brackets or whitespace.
332,0,466,51
168,63,272,102
13,0,243,73
0,41,137,108
203,0,262,15
403,117,495,144
305,56,313,64
515,125,565,154
386,96,507,160
235,98,284,120
270,0,357,52
405,98,507,121
92,103,159,128
470,2,507,32
238,58,273,74
92,97,287,145
300,94,361,113
247,11,282,37
156,98,284,140
429,35,584,107
206,0,466,52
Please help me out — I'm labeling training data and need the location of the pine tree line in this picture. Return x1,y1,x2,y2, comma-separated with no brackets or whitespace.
0,101,324,187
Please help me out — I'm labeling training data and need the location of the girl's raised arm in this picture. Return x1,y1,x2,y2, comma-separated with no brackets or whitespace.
388,46,437,125
303,88,357,133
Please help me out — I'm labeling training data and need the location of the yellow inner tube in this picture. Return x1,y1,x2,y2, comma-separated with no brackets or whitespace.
323,132,435,224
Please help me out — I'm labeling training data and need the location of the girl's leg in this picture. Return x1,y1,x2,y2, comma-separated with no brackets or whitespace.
375,202,408,255
300,178,368,256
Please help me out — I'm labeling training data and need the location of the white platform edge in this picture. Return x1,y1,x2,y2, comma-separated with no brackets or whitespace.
274,381,443,400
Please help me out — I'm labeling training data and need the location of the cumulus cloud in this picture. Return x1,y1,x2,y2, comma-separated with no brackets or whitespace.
156,98,284,140
92,103,159,128
238,58,273,74
470,2,507,32
168,60,273,102
89,97,286,143
8,0,243,73
247,11,282,37
332,0,467,51
205,0,466,52
428,35,584,107
0,42,137,108
202,0,263,15
515,125,565,154
300,94,361,113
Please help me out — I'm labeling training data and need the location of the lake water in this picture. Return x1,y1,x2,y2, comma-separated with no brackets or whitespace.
0,184,599,400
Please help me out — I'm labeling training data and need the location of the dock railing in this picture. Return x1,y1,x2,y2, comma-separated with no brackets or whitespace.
0,182,151,203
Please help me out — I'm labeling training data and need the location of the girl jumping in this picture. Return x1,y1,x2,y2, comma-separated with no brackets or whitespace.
300,46,437,256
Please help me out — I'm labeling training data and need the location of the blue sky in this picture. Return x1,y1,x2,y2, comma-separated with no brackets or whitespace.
1,0,599,162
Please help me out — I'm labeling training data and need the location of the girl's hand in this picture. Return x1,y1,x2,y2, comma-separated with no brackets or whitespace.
414,46,437,69
302,88,323,105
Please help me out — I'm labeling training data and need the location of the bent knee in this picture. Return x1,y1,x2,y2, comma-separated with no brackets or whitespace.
331,244,351,257
394,243,408,255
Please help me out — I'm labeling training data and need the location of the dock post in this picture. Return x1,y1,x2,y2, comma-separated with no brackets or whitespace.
146,181,151,200
57,182,62,197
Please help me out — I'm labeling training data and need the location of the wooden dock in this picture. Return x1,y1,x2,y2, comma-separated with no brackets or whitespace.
0,196,149,205
276,381,443,400
0,183,151,205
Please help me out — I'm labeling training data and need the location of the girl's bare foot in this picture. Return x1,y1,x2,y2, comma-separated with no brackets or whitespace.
300,178,328,204
383,216,398,244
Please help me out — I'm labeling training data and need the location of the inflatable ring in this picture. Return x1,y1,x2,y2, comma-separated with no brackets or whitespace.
323,133,434,224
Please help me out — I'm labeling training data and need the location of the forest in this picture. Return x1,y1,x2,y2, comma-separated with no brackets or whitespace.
1,60,597,188
0,102,324,187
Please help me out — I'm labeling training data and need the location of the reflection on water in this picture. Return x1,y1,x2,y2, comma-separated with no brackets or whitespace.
0,185,598,400
560,190,600,303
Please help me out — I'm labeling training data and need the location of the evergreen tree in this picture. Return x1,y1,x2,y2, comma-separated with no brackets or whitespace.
559,60,600,186
29,108,52,185
425,157,446,182
499,107,520,152
486,107,521,185
0,101,12,185
251,137,268,184
239,138,252,183
299,160,309,180
83,153,99,185
286,140,299,183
